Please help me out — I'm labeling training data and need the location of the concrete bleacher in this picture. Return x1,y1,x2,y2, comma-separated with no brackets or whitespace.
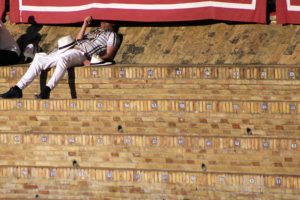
0,62,300,199
1,16,300,199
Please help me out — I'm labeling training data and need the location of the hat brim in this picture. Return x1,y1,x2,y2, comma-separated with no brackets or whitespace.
91,60,115,66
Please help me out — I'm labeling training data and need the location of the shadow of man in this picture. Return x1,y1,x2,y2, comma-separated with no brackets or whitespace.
16,16,43,63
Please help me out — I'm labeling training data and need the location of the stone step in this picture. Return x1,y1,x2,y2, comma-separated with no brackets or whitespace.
0,99,299,114
1,65,299,100
1,80,300,100
3,18,300,200
1,65,300,80
0,100,299,136
0,133,299,175
0,65,299,199
0,166,299,200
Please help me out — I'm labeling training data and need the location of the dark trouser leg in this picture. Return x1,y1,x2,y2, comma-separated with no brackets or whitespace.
0,50,20,66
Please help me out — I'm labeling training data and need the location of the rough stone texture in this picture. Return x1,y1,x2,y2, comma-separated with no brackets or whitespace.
117,24,300,65
4,20,300,65
2,18,300,200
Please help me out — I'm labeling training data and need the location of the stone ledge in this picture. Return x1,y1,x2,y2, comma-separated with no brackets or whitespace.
1,64,300,80
0,133,298,150
0,99,299,114
0,166,299,186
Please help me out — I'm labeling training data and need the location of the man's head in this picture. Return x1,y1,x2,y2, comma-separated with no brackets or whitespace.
100,21,118,32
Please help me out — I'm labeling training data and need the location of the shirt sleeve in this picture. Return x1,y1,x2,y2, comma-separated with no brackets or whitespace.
107,32,119,47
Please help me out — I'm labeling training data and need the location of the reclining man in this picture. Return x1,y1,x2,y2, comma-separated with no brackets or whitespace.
0,16,119,99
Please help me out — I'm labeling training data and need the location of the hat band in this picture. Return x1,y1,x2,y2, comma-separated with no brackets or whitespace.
58,41,76,50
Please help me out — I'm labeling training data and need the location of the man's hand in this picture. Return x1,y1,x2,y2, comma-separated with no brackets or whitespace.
76,16,92,40
83,16,92,26
83,59,91,66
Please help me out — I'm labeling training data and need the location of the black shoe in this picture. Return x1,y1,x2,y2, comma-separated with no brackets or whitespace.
35,86,51,99
0,86,23,99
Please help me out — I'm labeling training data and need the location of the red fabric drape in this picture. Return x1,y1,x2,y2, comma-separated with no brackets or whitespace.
9,0,267,24
277,0,300,24
0,0,5,20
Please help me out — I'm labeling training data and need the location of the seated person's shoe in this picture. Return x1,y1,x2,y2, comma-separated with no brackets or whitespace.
35,86,51,99
0,86,23,99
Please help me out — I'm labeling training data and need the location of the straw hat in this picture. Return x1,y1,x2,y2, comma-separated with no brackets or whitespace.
90,54,105,65
90,54,115,66
57,35,76,54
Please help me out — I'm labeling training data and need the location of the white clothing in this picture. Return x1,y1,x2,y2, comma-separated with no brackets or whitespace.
16,48,86,90
0,21,21,56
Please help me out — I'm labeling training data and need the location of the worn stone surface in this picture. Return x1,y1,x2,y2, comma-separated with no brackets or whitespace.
5,20,300,65
2,19,300,200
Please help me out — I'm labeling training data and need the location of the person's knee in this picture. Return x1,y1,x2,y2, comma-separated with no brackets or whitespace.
56,57,69,69
33,53,47,61
31,53,47,67
56,55,75,70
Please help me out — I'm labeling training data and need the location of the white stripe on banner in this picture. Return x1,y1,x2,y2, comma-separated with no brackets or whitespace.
19,0,257,12
287,0,300,11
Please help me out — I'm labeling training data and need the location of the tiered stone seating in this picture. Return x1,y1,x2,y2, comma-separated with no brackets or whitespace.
0,64,299,199
1,65,300,100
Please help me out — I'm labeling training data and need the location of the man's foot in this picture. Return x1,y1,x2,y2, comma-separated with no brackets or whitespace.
0,86,23,99
35,86,51,99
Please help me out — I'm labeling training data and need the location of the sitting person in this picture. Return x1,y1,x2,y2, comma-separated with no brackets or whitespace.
0,20,21,66
0,16,120,99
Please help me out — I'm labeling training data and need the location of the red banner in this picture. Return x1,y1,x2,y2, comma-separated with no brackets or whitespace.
277,0,300,24
9,0,267,24
0,0,5,20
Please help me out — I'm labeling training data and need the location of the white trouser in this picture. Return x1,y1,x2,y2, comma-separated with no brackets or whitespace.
16,48,86,90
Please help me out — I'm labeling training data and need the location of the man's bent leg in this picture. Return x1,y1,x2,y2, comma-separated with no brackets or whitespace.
0,53,57,99
46,49,86,90
16,53,57,90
